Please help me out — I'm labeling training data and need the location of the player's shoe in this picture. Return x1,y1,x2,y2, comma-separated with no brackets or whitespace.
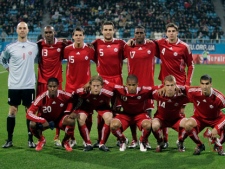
214,144,219,152
119,138,128,151
99,144,109,152
139,142,147,152
177,141,185,152
36,136,46,151
156,142,164,152
193,144,205,155
128,140,138,149
69,139,77,148
162,142,169,149
54,138,62,146
2,140,13,148
83,144,93,151
93,140,99,148
28,141,36,148
218,148,225,156
62,140,73,152
146,142,151,149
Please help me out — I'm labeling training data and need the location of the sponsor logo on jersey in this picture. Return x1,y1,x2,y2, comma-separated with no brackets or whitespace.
28,51,32,55
60,103,64,107
107,45,111,48
85,56,88,60
147,50,151,54
57,48,61,52
76,52,80,55
174,52,178,56
52,101,56,104
137,96,141,99
114,48,118,52
138,47,142,50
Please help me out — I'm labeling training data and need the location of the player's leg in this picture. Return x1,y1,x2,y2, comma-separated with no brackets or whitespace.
151,118,164,152
176,118,188,152
98,111,113,152
139,117,152,152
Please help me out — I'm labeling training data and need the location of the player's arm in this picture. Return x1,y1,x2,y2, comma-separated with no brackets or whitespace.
26,106,46,124
0,49,10,70
184,45,194,86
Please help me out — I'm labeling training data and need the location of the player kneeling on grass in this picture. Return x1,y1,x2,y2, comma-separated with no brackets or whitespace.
151,75,189,152
110,75,154,152
26,77,76,152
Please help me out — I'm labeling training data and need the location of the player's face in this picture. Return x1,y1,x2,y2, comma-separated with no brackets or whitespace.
126,79,138,94
47,82,58,98
90,80,103,95
166,27,178,43
73,31,84,44
164,81,176,97
102,25,114,41
44,28,54,43
134,28,145,44
16,22,29,39
200,80,212,96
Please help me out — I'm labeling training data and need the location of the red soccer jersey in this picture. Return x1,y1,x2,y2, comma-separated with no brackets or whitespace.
92,38,125,77
64,43,95,92
76,85,114,112
37,38,71,83
186,87,225,120
153,91,190,121
26,90,73,123
114,85,154,115
156,38,194,86
124,41,157,86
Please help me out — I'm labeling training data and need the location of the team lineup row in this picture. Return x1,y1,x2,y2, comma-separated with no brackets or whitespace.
1,21,224,155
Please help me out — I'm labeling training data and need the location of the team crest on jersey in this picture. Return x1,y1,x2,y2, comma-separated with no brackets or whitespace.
147,50,151,54
114,48,118,52
60,103,64,107
57,48,61,52
121,96,127,101
173,52,178,56
137,96,141,99
174,103,178,106
209,105,214,109
167,99,172,102
85,56,88,60
76,52,80,55
28,51,32,55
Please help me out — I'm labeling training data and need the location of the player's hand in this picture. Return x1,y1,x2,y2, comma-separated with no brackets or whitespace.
83,82,90,92
126,38,135,47
157,87,165,96
146,39,153,43
87,43,94,50
48,121,55,130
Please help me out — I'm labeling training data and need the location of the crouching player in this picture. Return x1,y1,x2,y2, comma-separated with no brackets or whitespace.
74,75,113,152
26,77,76,152
110,75,154,152
151,75,190,152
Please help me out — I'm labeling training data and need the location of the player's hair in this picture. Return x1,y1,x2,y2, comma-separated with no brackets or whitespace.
135,25,145,33
90,75,104,85
127,74,138,83
164,75,176,84
101,21,115,30
200,74,212,83
72,27,85,36
44,25,54,30
47,77,59,85
166,23,178,32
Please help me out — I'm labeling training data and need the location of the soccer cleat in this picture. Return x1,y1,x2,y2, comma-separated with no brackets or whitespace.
54,138,61,146
2,140,13,148
139,142,147,152
62,140,73,152
99,144,109,152
69,139,77,148
146,142,151,149
156,142,164,152
193,144,205,155
83,144,93,151
128,140,138,149
119,142,126,151
177,141,185,152
35,137,46,151
28,141,36,148
218,148,225,156
162,142,169,149
93,141,99,148
214,144,219,152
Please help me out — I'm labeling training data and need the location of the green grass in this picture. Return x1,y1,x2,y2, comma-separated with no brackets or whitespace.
0,64,225,169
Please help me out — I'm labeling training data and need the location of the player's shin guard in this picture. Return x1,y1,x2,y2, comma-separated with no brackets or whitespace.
111,128,126,142
178,127,188,142
188,127,203,145
162,127,168,142
130,124,138,141
7,115,15,141
79,124,91,144
99,124,110,145
140,128,150,143
152,128,163,143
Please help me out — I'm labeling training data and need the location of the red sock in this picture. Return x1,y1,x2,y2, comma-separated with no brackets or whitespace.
153,128,163,143
97,115,104,142
178,127,188,142
163,127,168,142
64,126,75,140
55,128,60,139
79,124,91,144
99,124,110,145
188,128,202,145
130,124,137,141
140,128,150,143
111,128,126,142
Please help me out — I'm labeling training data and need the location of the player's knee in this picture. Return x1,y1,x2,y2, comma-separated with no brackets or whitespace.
184,120,195,131
103,113,113,125
9,106,18,116
141,120,151,130
110,119,121,130
29,121,36,129
151,121,160,131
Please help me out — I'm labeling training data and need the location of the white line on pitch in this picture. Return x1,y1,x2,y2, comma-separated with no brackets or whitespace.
0,71,7,74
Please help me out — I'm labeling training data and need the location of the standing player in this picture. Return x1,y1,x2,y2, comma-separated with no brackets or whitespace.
184,74,225,156
64,26,95,146
151,75,189,152
154,23,194,148
74,76,113,152
110,75,153,152
0,22,38,148
124,25,157,148
92,21,126,146
37,25,73,146
26,77,76,152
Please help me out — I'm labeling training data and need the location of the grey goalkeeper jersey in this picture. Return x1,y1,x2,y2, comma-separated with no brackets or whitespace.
0,40,38,89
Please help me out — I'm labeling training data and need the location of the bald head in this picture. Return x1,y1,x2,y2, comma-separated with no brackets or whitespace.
16,22,29,41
